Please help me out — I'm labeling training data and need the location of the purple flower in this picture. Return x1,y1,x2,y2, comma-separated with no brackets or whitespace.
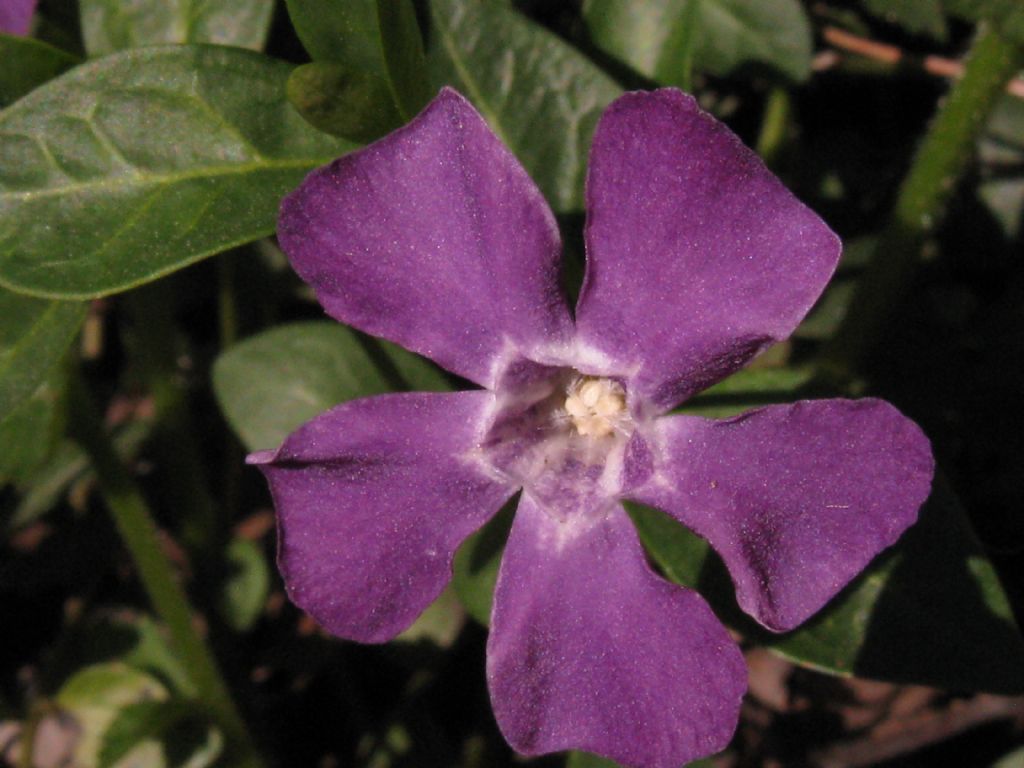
0,0,37,36
249,87,934,768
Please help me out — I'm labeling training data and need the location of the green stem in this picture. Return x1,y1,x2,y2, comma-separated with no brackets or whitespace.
824,25,1024,378
67,372,264,768
218,252,239,351
126,287,219,554
756,87,790,169
218,252,242,520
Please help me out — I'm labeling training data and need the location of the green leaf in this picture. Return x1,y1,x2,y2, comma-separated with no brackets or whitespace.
212,321,448,452
451,500,516,625
566,754,626,768
861,0,948,40
284,0,429,121
375,0,432,119
396,585,464,647
49,612,197,699
428,0,622,213
3,420,149,530
567,752,714,768
638,477,1024,693
0,288,85,422
680,365,816,418
285,0,388,72
994,746,1024,768
287,61,403,142
0,369,64,484
80,0,275,56
98,699,221,768
218,538,270,632
0,46,353,299
582,0,813,84
57,662,170,768
0,33,78,107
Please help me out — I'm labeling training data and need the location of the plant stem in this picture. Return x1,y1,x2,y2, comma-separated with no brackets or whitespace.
218,252,242,521
824,25,1024,379
218,252,239,351
67,371,265,768
126,286,219,555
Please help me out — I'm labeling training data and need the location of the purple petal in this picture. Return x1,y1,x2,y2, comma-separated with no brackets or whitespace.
575,89,841,411
488,494,746,768
631,399,934,631
249,392,516,643
0,0,36,35
278,88,573,388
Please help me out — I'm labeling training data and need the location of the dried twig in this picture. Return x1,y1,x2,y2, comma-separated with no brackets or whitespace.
818,26,1024,99
811,694,1024,768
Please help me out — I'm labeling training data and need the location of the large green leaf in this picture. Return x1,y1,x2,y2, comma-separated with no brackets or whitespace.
212,321,450,452
284,0,430,120
0,33,78,107
428,0,622,213
0,288,85,423
285,0,387,72
862,0,948,40
0,46,353,299
375,0,431,119
80,0,275,56
634,475,1024,693
582,0,813,84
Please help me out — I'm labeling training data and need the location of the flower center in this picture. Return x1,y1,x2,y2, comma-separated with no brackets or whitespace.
564,377,626,438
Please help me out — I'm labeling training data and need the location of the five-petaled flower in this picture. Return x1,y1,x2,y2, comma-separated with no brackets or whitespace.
249,87,934,768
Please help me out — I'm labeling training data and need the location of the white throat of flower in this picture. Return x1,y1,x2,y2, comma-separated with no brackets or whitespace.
564,377,627,438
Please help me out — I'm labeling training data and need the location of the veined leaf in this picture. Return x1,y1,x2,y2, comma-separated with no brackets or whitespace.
0,287,84,423
583,0,813,84
80,0,275,56
428,0,622,213
0,46,353,299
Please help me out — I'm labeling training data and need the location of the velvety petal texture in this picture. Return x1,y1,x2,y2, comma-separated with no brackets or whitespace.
249,392,515,643
630,399,934,631
488,494,746,768
277,87,573,388
575,89,841,411
0,0,35,35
